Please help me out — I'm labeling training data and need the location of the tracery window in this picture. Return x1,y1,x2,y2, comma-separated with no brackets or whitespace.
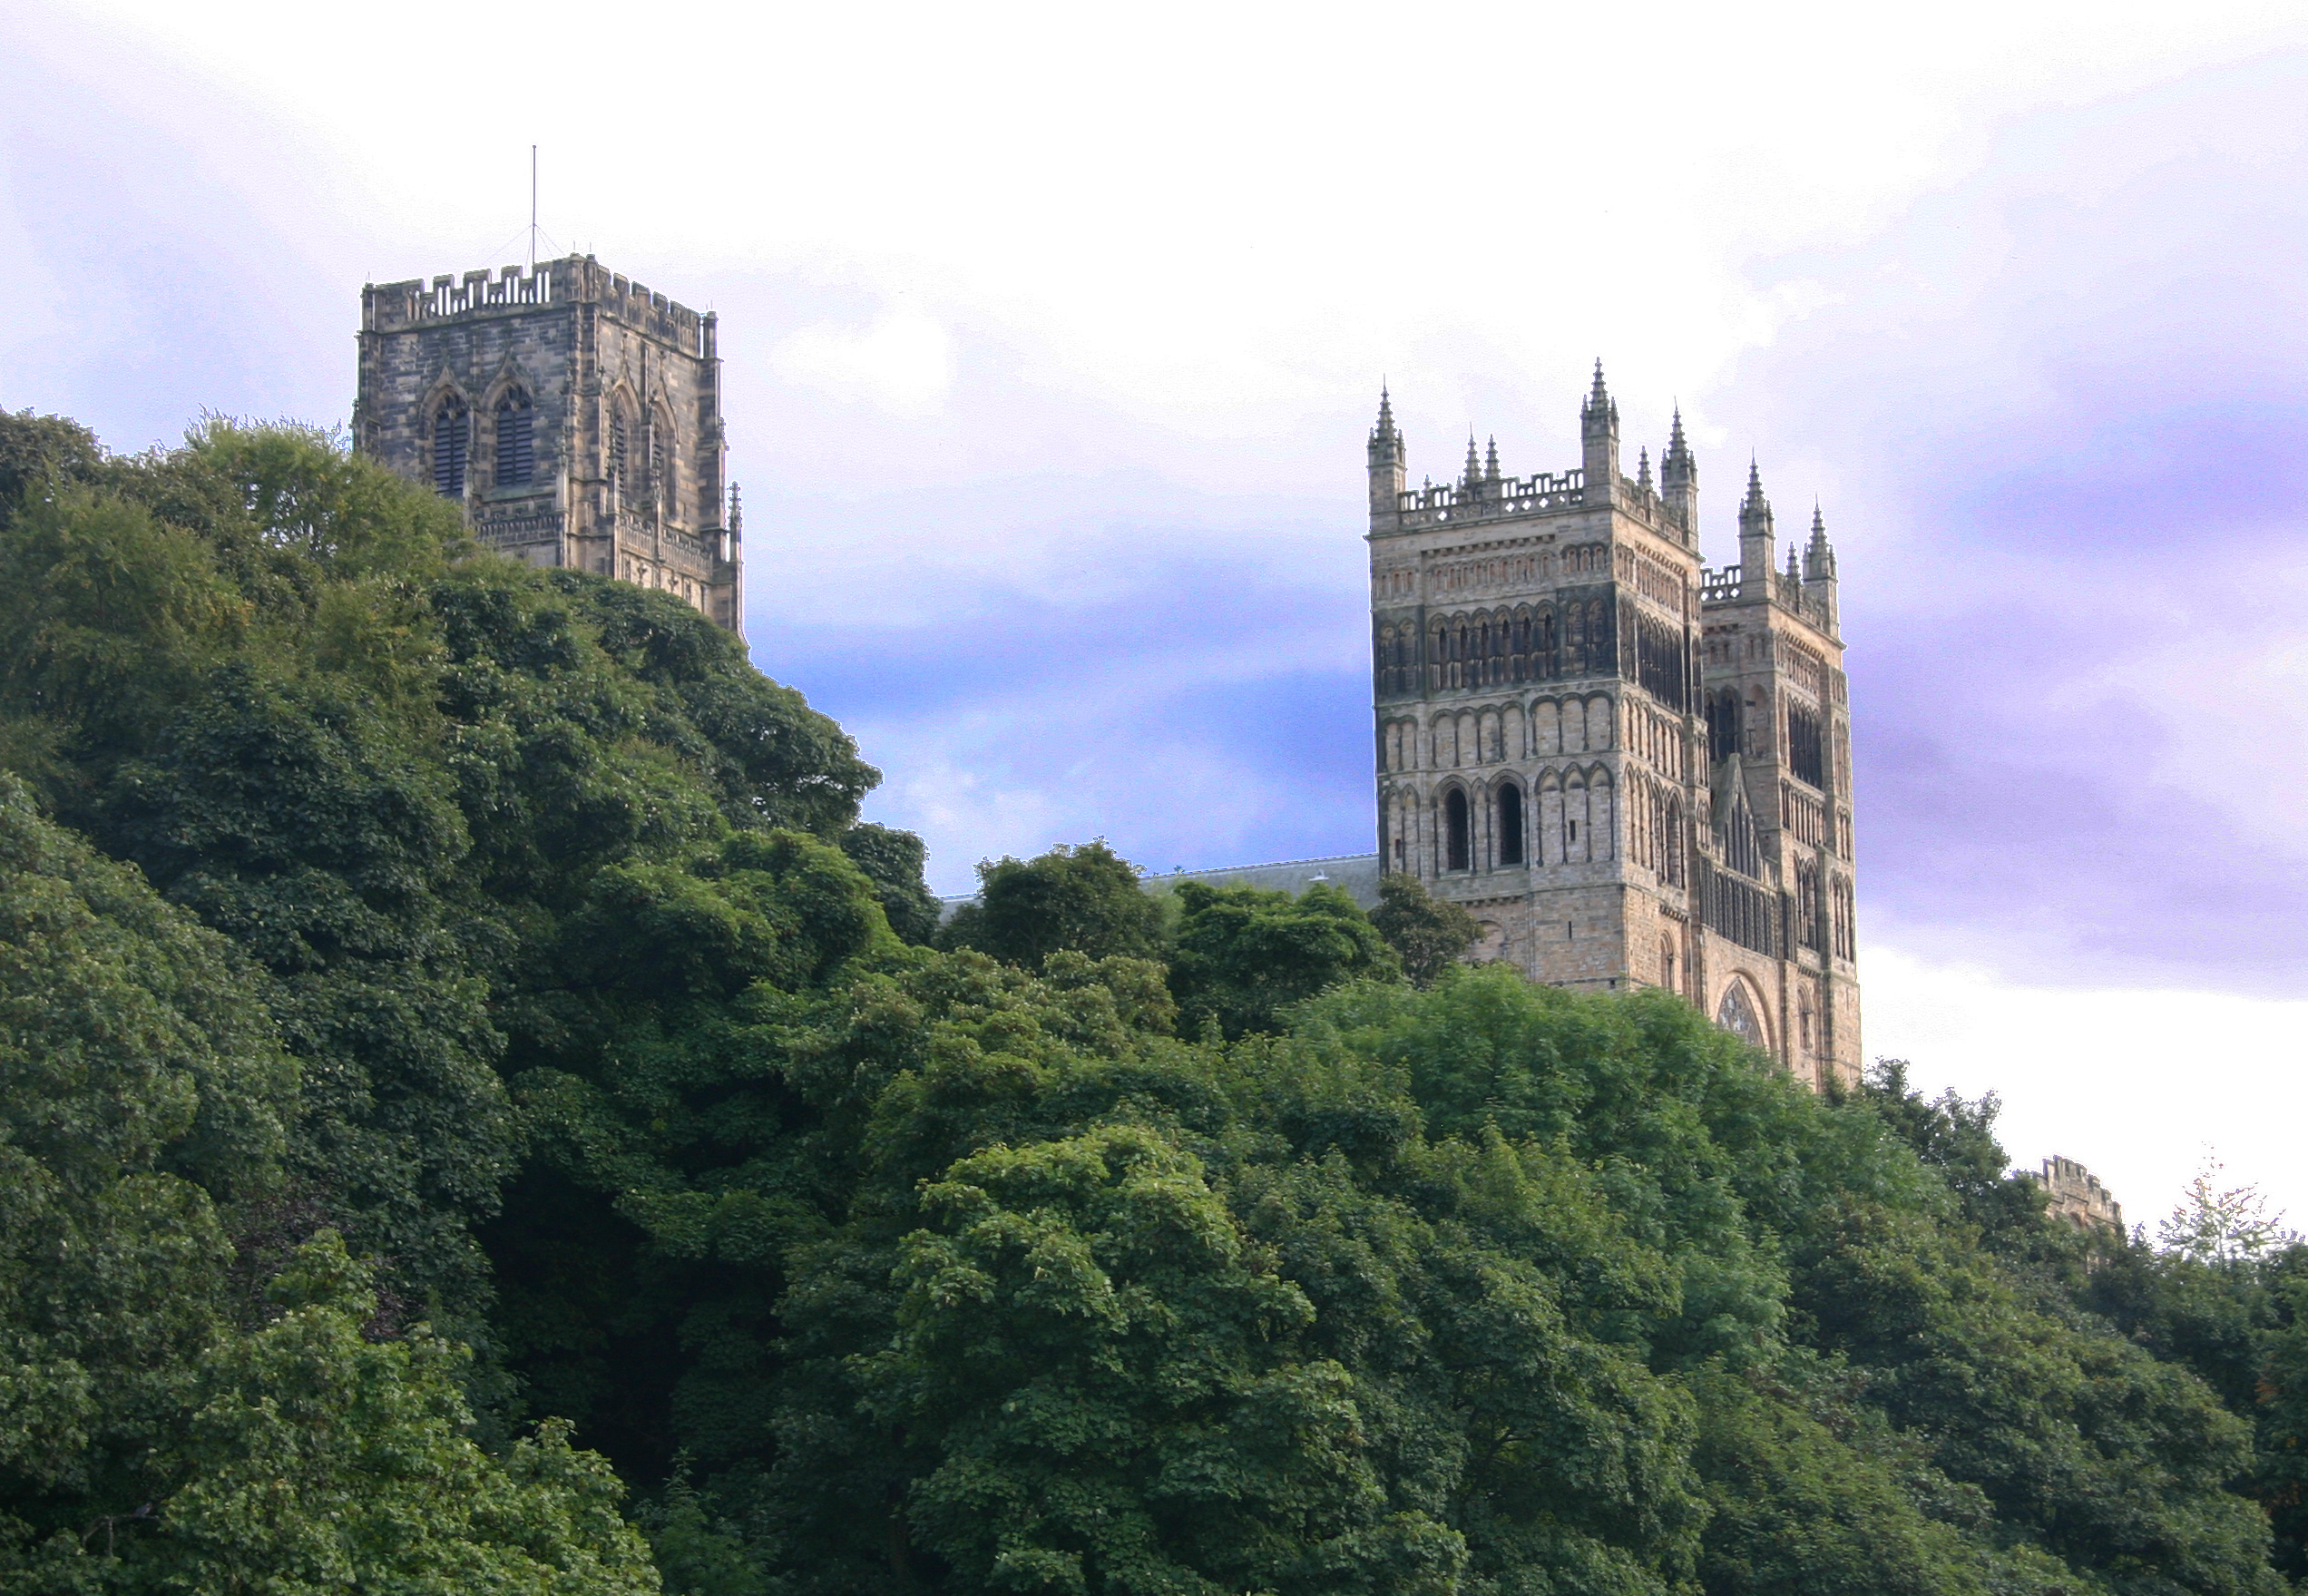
1716,982,1765,1048
432,399,469,497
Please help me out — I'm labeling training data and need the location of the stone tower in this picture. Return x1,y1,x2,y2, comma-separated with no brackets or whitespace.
1368,368,1860,1085
356,255,743,632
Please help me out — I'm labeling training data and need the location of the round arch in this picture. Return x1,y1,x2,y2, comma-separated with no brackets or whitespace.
1439,783,1472,873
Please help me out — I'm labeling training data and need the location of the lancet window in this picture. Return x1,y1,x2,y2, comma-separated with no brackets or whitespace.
432,399,469,497
494,392,533,487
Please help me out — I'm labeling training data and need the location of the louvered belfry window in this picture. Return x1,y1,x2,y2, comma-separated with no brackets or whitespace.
610,411,628,496
495,394,533,486
433,400,469,497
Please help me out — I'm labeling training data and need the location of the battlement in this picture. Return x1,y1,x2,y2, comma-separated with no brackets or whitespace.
1396,468,1584,529
1701,565,1825,621
365,262,555,329
362,255,714,357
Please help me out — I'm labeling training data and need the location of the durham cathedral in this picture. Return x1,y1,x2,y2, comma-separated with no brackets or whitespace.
1364,371,1860,1088
350,256,1860,1087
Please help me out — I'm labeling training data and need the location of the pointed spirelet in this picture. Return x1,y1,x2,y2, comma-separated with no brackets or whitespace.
1484,436,1501,481
1463,433,1482,486
1374,382,1395,436
1786,543,1802,580
1667,404,1689,456
1745,455,1765,505
1636,446,1653,490
1810,502,1828,543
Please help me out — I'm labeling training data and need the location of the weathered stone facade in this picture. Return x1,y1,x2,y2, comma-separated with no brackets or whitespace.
355,255,742,632
2029,1156,2124,1232
1370,368,1861,1086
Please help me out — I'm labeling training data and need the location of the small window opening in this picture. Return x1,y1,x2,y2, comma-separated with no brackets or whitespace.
1444,789,1470,871
1497,784,1525,866
495,393,533,486
433,399,469,497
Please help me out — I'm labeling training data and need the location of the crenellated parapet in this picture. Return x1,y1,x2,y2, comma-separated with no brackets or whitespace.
362,255,712,357
1394,469,1586,529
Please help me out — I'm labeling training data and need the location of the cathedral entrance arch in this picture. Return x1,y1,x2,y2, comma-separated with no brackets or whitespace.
1715,976,1769,1052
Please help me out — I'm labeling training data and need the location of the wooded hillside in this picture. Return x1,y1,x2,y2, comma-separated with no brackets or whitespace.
1,413,2302,1596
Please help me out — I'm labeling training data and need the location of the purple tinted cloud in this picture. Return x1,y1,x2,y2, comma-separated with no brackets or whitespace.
11,12,2307,998
1724,49,2308,993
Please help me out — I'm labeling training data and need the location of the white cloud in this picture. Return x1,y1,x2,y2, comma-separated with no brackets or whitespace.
770,306,954,416
1865,942,2308,1230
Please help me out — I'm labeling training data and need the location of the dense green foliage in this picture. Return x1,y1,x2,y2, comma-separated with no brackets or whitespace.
2,409,2302,1596
1167,878,1399,1037
939,840,1166,967
1368,871,1481,987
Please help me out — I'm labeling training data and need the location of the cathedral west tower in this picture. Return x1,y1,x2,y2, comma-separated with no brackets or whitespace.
1369,368,1860,1085
356,255,743,632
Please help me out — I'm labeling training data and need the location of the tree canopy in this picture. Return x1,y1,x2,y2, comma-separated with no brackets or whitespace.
1,408,2300,1596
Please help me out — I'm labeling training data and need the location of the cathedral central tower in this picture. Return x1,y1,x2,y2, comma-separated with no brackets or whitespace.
1369,368,1859,1084
356,255,743,632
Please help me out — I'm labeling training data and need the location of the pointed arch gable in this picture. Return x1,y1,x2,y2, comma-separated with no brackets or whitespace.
417,368,472,438
477,356,541,416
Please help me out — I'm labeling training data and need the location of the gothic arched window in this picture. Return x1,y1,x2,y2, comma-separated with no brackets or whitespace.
1716,982,1765,1048
494,392,533,487
1444,788,1471,872
1796,859,1824,951
1787,704,1825,788
432,399,469,497
650,406,673,499
1497,782,1525,867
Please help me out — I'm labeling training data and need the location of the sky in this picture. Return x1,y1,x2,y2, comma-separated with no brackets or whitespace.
5,0,2306,1230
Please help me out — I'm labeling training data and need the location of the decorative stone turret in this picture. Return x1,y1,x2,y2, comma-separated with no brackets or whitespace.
1660,406,1697,535
1802,504,1840,635
1367,387,1406,523
1580,359,1619,507
1738,459,1775,591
